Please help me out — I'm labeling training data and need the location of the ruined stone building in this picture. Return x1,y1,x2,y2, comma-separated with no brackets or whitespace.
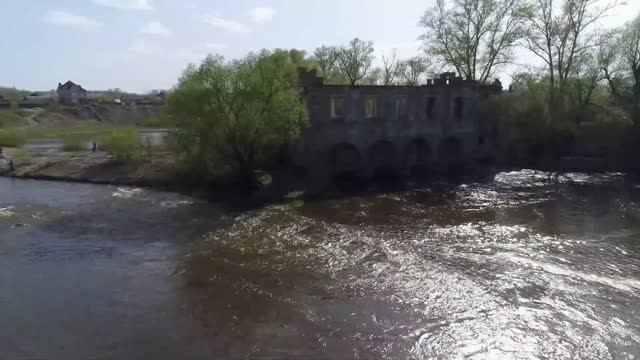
295,69,501,181
57,81,88,105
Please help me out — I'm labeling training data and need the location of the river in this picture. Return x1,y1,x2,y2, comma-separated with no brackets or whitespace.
1,171,640,359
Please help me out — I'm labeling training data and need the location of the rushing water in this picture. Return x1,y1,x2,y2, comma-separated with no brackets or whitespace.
2,171,640,359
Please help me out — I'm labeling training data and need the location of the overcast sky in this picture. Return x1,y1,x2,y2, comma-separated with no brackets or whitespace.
1,0,639,93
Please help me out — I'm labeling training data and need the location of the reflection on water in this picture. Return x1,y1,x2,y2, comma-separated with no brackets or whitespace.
2,170,640,359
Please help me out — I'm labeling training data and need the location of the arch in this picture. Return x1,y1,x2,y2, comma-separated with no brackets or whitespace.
440,136,463,162
330,143,362,175
368,140,397,174
405,139,432,166
404,138,432,175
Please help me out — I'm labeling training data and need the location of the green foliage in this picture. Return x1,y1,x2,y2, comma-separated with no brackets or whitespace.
99,128,144,164
61,135,88,151
491,74,632,165
168,49,309,180
0,129,25,147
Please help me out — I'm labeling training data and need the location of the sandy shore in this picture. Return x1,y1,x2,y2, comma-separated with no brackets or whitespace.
0,147,176,187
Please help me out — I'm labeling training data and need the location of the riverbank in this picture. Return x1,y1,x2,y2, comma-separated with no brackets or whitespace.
0,146,305,209
0,147,175,186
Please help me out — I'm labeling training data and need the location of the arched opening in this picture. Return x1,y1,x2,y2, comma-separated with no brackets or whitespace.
330,143,362,176
454,97,464,119
405,139,432,175
369,141,397,178
440,136,463,162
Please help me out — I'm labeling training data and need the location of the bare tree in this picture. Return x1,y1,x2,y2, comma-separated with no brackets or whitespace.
398,57,432,85
569,48,605,106
522,0,620,97
419,0,526,82
313,46,340,80
335,38,375,85
362,67,384,85
381,51,400,85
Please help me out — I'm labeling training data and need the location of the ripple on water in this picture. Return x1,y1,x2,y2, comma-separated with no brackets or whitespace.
40,170,635,359
0,206,15,217
112,187,144,199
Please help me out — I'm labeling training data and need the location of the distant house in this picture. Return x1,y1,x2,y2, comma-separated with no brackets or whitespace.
0,95,10,108
57,81,88,105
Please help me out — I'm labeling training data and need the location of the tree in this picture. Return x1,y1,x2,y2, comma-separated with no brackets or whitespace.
312,45,340,80
397,57,432,85
603,16,640,100
335,38,375,85
167,50,309,181
619,15,640,96
381,51,400,85
522,0,619,97
362,67,383,85
419,0,526,82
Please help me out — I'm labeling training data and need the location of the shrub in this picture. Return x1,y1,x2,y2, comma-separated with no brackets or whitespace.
61,135,88,151
0,129,25,147
99,128,144,164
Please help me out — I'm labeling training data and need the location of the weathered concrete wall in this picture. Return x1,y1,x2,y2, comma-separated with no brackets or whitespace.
295,69,500,183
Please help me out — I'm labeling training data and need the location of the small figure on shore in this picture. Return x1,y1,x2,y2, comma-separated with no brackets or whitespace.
92,141,97,153
9,160,14,172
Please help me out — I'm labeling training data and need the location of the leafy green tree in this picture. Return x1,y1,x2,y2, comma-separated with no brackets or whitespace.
167,49,309,181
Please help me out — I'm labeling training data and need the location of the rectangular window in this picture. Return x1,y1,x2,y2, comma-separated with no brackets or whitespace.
396,97,408,118
365,98,377,119
426,97,436,118
331,97,345,118
454,97,464,119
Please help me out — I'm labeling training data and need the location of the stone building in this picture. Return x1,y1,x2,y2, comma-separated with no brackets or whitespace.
295,69,501,183
57,81,88,105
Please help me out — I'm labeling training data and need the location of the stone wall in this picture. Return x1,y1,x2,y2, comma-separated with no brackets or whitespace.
295,69,501,183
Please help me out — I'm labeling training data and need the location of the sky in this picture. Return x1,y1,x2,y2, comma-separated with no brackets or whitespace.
1,0,639,93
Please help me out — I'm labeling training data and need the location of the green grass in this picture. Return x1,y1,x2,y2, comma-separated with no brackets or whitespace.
0,129,25,147
0,110,28,128
17,122,113,139
140,113,176,128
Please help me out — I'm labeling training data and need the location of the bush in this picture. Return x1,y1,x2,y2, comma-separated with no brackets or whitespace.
61,135,88,151
0,129,25,147
99,128,144,163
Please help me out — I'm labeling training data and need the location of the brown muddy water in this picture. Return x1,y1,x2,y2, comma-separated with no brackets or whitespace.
1,170,640,359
